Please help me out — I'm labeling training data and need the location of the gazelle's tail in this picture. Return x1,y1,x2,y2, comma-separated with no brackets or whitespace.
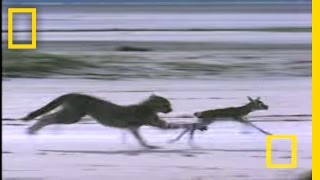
21,94,71,121
194,112,203,118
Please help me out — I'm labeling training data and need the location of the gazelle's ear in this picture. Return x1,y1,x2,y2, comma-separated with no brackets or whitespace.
257,97,261,100
247,96,254,102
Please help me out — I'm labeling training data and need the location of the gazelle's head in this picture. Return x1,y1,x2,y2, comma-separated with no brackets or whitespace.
247,96,269,111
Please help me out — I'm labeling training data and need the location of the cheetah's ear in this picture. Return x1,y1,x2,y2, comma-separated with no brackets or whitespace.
256,97,261,100
151,92,161,97
149,94,156,99
247,96,254,102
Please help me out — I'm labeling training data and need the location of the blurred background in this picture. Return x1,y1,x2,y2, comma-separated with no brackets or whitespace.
2,0,311,180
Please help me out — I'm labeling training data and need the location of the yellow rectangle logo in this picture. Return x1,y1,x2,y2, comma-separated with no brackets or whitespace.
266,134,298,169
8,8,37,49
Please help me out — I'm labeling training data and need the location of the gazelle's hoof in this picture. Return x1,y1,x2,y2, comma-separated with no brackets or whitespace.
167,139,178,144
240,131,252,134
189,143,201,149
198,126,208,131
144,145,160,149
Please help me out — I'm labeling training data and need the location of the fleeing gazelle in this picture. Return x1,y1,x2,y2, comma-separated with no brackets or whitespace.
169,96,272,144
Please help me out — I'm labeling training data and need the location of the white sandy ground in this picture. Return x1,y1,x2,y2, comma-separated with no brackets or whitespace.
3,78,311,180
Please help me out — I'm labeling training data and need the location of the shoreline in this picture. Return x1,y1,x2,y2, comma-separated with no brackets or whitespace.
2,41,312,51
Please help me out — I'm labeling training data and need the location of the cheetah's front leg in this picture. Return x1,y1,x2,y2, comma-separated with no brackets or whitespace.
129,127,159,149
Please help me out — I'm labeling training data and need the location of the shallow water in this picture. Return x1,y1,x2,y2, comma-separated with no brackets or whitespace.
3,49,311,80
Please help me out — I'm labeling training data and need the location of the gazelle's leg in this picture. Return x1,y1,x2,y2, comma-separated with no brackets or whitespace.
188,125,197,145
242,121,272,135
189,122,210,142
129,127,159,149
240,123,252,134
168,128,189,143
121,131,128,144
238,117,252,134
